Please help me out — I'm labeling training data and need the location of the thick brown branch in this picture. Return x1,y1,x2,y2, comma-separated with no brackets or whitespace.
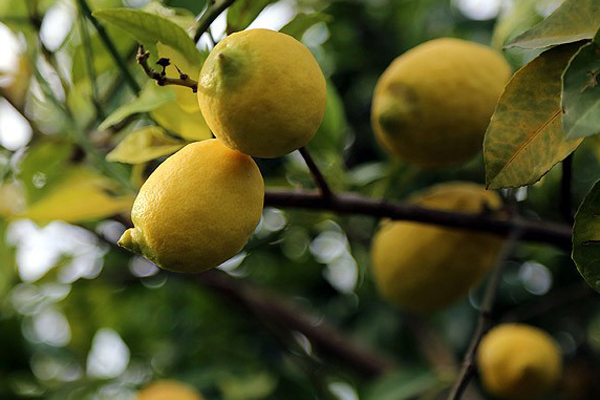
264,190,572,250
447,229,524,400
136,46,199,91
188,270,398,377
298,147,333,199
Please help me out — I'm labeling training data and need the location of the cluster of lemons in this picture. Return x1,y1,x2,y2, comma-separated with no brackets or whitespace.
370,38,562,399
119,30,562,400
118,29,326,273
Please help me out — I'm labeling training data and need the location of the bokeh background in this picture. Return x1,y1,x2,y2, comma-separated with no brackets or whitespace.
2,0,600,399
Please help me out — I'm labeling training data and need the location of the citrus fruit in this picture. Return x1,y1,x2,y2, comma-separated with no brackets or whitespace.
118,139,264,273
477,323,562,399
197,28,327,158
370,182,504,313
371,38,511,168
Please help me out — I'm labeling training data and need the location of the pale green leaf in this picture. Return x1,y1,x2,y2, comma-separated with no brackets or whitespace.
98,82,176,131
106,126,186,164
562,41,600,138
150,102,212,141
573,180,600,293
93,8,202,66
226,0,279,34
484,43,583,189
507,0,600,48
280,13,332,40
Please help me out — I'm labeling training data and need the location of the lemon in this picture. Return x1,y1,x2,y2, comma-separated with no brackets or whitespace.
197,29,327,158
371,38,511,168
136,380,203,400
118,139,264,273
477,324,562,399
370,182,503,313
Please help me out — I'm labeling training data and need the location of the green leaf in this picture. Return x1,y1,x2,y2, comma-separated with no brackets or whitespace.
106,126,186,164
484,43,584,189
562,41,600,138
572,179,600,293
280,13,332,40
491,0,543,49
226,0,279,34
150,101,212,141
506,0,600,48
93,8,202,66
364,370,439,400
98,82,176,131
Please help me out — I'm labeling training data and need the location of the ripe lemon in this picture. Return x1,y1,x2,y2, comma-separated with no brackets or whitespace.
118,139,264,273
370,182,503,313
197,29,326,158
477,324,562,399
371,38,511,168
136,380,203,400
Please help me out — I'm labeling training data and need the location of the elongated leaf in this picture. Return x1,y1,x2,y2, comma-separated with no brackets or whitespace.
280,13,332,40
226,0,279,34
485,44,583,189
507,0,600,48
93,8,202,66
98,82,175,131
106,126,186,164
573,179,600,293
17,168,135,224
151,102,212,141
562,41,600,138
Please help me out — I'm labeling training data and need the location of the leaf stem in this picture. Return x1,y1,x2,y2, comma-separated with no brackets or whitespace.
298,147,334,200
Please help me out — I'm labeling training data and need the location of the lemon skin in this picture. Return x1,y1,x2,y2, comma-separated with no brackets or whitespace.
197,29,327,158
370,182,504,313
118,139,264,273
136,380,204,400
477,324,562,399
371,38,511,168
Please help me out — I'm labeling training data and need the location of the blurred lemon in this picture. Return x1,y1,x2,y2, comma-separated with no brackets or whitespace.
197,29,326,158
371,38,510,168
136,380,203,400
119,139,264,273
477,323,562,399
370,182,504,313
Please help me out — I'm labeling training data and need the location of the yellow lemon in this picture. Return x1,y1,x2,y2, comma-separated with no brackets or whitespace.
370,182,503,313
371,38,511,168
118,139,264,273
197,29,327,158
136,380,203,400
477,324,562,399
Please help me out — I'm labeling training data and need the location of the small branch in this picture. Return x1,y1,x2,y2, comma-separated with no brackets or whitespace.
77,3,104,119
264,190,572,250
194,0,238,43
298,147,334,200
76,0,141,94
188,269,399,377
560,154,574,224
447,229,524,400
136,46,199,92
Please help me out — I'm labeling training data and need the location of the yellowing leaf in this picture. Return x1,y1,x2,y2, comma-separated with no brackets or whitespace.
106,126,186,164
0,182,25,217
484,44,583,189
151,101,212,141
18,168,135,224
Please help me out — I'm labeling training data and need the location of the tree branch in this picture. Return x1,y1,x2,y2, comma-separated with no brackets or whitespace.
76,0,141,94
136,46,199,91
298,147,333,199
447,229,524,400
186,269,399,377
194,0,238,43
264,190,572,250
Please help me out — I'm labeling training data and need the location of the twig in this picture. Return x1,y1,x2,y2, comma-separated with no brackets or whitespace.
298,147,334,200
76,0,141,94
191,269,399,377
193,0,238,43
136,46,199,91
560,154,574,224
77,4,104,119
447,229,524,400
264,190,572,250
